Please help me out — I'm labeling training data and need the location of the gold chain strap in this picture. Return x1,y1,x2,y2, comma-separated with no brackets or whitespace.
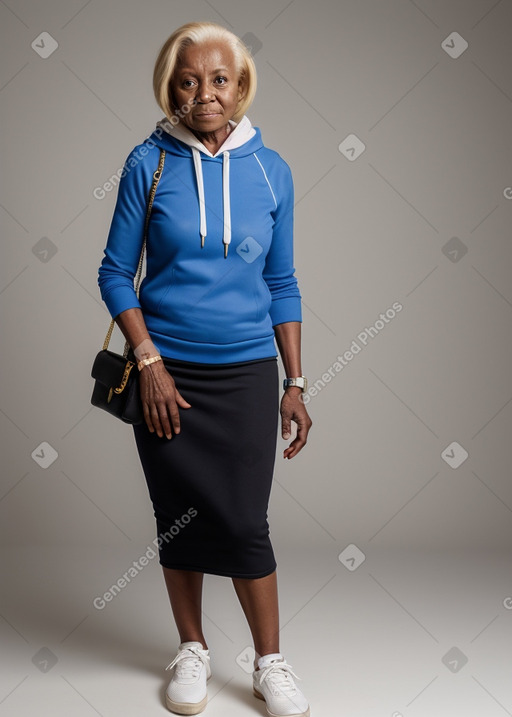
102,148,166,356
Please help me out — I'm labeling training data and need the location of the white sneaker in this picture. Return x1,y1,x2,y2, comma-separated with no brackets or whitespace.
253,653,310,717
165,641,211,715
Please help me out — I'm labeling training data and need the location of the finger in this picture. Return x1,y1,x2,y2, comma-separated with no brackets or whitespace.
295,419,309,442
283,439,302,459
286,437,303,455
157,402,173,440
167,398,182,435
282,411,312,459
140,376,155,434
283,429,307,459
174,388,192,408
143,401,155,434
281,411,292,440
149,403,164,438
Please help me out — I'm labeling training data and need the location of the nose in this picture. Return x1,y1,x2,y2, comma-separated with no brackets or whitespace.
195,81,214,104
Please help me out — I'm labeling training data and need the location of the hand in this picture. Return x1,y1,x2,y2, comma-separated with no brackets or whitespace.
280,387,312,459
139,361,191,439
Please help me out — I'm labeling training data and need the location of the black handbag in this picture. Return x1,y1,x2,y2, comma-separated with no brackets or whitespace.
91,148,166,424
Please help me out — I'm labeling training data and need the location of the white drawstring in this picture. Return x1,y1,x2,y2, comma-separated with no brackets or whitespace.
192,148,207,248
222,150,231,257
191,147,231,257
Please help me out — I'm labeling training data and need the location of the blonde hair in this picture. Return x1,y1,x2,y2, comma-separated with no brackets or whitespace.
153,21,257,124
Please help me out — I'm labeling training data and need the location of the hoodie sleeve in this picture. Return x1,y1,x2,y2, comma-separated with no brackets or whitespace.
97,144,154,319
262,159,302,327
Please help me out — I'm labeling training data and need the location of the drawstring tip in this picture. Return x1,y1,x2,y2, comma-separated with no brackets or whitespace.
224,243,228,258
201,236,205,248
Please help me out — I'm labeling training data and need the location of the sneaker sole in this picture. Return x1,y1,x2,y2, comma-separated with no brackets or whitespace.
253,686,310,717
165,693,207,715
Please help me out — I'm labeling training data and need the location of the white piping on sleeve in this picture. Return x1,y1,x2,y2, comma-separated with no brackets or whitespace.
252,153,277,209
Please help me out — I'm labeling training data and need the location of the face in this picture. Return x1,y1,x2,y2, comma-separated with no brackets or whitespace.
170,41,244,133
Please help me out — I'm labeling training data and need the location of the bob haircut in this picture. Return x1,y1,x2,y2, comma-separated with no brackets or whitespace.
153,21,257,125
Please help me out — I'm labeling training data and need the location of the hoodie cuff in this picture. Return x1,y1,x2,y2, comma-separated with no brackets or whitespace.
102,287,142,320
269,296,302,327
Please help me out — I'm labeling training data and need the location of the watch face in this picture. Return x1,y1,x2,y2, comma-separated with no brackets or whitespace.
284,377,307,391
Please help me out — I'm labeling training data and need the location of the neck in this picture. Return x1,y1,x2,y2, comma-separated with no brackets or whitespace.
188,122,233,154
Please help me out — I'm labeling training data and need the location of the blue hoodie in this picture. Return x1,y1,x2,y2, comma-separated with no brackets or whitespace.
98,114,302,363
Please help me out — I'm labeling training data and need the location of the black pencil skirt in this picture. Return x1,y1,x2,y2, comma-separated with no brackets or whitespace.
133,355,280,579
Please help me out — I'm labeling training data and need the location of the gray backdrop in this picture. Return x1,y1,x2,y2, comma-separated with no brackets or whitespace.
1,1,512,716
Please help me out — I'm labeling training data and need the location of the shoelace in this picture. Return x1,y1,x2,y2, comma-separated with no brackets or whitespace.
165,646,209,680
259,660,302,696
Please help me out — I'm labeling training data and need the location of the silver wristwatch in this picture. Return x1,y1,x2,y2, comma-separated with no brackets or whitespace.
283,376,308,392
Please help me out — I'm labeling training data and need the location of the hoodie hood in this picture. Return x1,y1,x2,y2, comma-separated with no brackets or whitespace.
155,113,258,158
147,115,261,256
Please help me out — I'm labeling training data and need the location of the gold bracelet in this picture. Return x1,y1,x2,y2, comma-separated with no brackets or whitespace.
137,355,162,371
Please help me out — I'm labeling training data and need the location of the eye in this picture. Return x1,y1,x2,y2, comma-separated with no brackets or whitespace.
183,79,195,88
216,76,228,84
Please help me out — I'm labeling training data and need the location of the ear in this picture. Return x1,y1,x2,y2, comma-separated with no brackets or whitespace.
237,65,248,98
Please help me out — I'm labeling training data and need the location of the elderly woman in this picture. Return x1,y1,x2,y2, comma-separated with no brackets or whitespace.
98,20,311,717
